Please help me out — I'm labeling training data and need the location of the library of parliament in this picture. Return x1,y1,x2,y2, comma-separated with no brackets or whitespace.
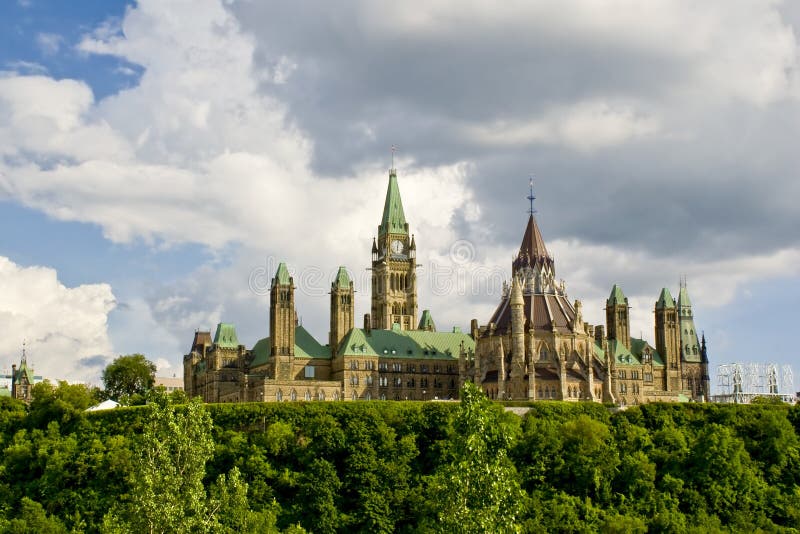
184,169,710,405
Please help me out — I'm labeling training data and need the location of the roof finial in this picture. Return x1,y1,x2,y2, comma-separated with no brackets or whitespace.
21,340,27,364
527,177,537,215
390,144,397,172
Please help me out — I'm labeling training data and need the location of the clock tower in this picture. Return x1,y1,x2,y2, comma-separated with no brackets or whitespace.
371,168,418,330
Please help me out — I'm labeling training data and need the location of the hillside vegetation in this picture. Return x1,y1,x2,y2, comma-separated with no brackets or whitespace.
0,383,798,533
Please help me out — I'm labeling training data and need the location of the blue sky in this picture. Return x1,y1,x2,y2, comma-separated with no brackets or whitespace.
1,0,799,394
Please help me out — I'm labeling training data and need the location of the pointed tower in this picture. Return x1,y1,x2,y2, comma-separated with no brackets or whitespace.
513,182,557,294
655,288,681,391
606,285,631,350
678,282,707,399
330,266,355,357
418,309,436,331
11,341,34,403
270,262,295,380
509,275,527,399
371,169,418,330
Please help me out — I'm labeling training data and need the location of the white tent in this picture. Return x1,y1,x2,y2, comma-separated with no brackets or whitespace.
86,399,120,411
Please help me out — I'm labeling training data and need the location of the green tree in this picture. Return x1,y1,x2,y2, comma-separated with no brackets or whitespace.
426,382,524,533
105,394,215,533
0,497,68,533
102,354,156,403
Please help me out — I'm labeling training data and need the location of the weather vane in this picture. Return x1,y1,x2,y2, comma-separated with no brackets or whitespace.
527,176,536,215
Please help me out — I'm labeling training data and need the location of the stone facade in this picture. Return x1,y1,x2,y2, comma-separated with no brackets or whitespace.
184,169,710,405
465,207,711,405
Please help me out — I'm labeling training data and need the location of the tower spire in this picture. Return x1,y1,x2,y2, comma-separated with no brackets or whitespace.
527,177,536,215
21,340,27,364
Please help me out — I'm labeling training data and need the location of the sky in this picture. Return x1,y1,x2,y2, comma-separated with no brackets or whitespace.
0,0,799,393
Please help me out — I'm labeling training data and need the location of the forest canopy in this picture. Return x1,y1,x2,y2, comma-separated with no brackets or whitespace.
0,383,798,533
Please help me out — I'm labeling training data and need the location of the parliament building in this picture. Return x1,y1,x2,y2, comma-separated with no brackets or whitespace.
184,169,710,404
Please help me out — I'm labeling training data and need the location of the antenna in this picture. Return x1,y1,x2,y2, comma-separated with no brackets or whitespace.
527,177,536,215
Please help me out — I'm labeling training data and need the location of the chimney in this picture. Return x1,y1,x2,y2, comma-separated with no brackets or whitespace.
364,314,371,335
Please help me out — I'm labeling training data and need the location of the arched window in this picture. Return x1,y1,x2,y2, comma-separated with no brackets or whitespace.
276,390,283,402
291,390,297,401
352,391,357,401
539,348,547,361
318,391,326,401
333,391,339,401
304,391,311,401
365,392,372,401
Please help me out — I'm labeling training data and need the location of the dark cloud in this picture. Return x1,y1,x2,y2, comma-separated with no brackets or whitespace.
230,1,800,262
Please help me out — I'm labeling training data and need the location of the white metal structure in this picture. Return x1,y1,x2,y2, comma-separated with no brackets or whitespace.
714,362,795,404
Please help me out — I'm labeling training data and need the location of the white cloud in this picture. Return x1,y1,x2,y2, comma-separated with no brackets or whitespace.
36,32,63,56
465,100,659,151
0,256,116,383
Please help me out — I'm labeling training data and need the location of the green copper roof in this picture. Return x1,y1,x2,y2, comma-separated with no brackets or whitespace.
610,338,665,367
656,288,675,309
273,262,291,286
333,266,351,290
418,310,436,332
250,337,271,368
213,323,240,349
608,284,627,306
295,325,332,359
337,327,474,360
379,170,408,236
630,337,664,367
249,325,332,368
678,285,692,309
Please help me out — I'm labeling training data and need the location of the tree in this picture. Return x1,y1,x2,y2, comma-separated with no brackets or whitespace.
426,382,524,533
105,393,215,533
102,354,156,402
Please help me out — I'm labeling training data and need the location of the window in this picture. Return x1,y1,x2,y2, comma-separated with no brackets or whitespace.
619,370,627,379
290,390,297,401
304,391,311,401
366,375,373,386
407,378,415,388
276,390,283,402
365,392,372,401
318,391,326,401
350,375,359,386
304,365,315,379
350,360,359,370
394,377,402,387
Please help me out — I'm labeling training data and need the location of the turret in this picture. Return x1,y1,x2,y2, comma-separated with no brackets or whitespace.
606,285,631,350
270,262,295,380
509,275,527,398
655,288,681,391
330,266,354,357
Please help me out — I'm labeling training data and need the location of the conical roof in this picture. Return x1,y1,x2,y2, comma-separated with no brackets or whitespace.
656,288,675,309
608,284,627,306
273,262,291,286
418,309,436,331
333,266,351,290
678,285,692,308
513,214,553,273
379,170,408,236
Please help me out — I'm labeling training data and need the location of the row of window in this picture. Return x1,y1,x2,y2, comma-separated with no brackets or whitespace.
354,376,457,389
275,389,339,402
348,361,457,373
619,383,641,395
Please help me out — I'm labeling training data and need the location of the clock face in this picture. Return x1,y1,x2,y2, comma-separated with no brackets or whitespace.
391,239,404,254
